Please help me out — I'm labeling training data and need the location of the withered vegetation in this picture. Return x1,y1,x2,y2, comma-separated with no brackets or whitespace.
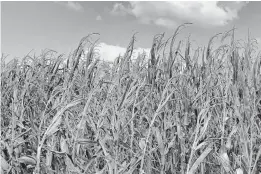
1,25,261,174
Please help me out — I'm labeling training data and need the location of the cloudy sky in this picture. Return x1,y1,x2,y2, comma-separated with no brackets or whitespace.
2,1,261,61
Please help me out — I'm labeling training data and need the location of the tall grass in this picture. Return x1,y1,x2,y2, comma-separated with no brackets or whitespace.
1,25,261,174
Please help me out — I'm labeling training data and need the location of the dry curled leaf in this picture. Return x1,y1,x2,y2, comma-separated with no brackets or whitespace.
195,141,207,151
0,155,10,171
46,150,53,167
76,138,98,145
139,138,146,150
188,143,213,174
45,113,62,137
44,99,83,137
18,156,36,165
60,136,69,153
220,152,231,172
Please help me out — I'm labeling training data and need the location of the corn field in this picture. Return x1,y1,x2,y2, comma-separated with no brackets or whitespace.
1,24,261,174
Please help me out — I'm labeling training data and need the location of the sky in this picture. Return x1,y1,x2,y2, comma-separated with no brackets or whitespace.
1,1,261,62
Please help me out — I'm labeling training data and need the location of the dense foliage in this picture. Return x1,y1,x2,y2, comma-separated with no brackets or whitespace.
1,25,261,174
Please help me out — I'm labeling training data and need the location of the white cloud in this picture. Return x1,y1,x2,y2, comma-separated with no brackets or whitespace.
98,43,126,62
56,2,84,12
96,15,102,21
154,18,177,28
86,43,150,62
111,1,248,28
110,3,130,16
